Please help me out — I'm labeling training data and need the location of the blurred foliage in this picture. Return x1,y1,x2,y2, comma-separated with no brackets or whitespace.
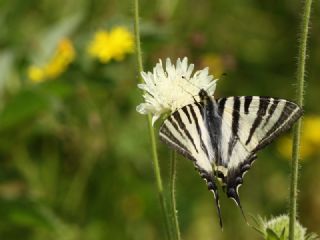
0,0,320,239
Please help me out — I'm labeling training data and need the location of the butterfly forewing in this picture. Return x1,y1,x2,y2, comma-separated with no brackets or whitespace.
159,103,224,227
159,104,215,172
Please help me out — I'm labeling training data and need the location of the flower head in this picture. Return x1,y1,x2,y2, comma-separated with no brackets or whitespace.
45,38,75,79
264,215,306,240
27,66,45,83
87,26,134,63
251,215,318,240
28,38,75,83
136,57,217,125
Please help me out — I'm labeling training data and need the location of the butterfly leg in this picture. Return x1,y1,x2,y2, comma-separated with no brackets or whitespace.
198,168,223,228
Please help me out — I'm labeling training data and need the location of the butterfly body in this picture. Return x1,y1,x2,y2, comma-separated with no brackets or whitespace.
199,89,222,166
159,90,303,227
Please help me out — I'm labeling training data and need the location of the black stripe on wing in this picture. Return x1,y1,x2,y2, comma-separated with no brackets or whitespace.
218,98,226,116
228,97,240,157
171,113,199,153
187,105,210,159
182,107,192,124
244,96,252,114
263,98,279,127
245,97,270,145
159,123,196,162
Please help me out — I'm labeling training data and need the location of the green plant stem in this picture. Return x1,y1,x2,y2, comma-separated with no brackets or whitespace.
169,151,181,240
289,0,313,239
133,0,143,77
133,0,171,239
147,115,171,240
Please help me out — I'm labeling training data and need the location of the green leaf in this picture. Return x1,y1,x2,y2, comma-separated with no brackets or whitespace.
39,80,73,98
9,209,47,229
279,227,286,240
250,215,266,236
266,228,281,240
8,204,52,230
306,233,320,240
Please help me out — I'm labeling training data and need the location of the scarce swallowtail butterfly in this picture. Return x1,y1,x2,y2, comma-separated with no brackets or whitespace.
159,89,303,228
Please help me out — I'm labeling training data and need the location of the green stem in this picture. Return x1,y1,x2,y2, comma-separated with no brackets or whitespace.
169,151,181,240
133,0,143,76
148,115,171,240
133,0,171,239
289,0,312,239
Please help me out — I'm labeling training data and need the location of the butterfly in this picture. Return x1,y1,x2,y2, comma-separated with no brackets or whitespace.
159,89,303,227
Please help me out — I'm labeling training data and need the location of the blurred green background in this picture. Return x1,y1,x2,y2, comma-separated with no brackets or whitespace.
0,0,319,239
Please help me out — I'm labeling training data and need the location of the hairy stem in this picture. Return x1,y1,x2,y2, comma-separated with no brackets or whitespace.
133,0,143,76
169,151,181,240
133,0,171,239
289,0,313,239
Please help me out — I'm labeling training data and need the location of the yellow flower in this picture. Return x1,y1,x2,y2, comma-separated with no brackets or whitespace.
28,38,75,83
108,27,134,60
27,66,45,83
303,116,320,146
277,115,320,160
87,26,134,63
277,136,313,160
45,38,76,79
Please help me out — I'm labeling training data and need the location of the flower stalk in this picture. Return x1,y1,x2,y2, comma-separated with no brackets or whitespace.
133,0,171,239
289,0,313,239
169,151,181,240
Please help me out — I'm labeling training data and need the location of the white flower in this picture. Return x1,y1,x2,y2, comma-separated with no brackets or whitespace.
136,57,218,125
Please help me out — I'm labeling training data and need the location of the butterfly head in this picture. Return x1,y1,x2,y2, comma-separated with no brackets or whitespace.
199,89,211,104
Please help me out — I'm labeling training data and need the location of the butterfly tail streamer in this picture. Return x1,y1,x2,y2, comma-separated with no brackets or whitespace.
209,180,223,229
212,187,223,229
199,169,224,228
226,187,248,224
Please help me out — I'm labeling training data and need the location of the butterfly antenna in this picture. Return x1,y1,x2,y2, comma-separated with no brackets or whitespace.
180,75,209,104
179,77,198,103
201,71,224,96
